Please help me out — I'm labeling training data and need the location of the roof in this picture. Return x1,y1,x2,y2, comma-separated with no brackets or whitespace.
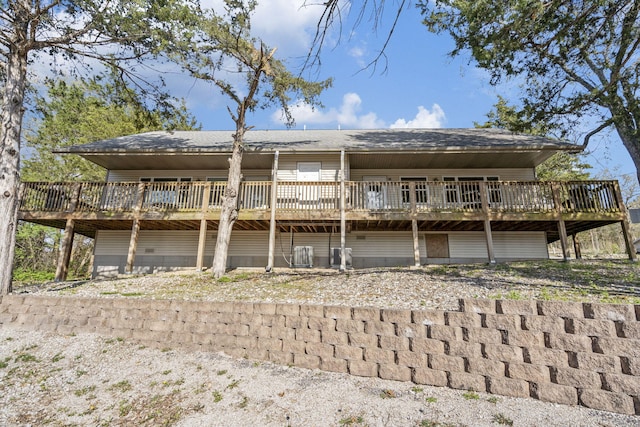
56,128,582,170
57,128,580,155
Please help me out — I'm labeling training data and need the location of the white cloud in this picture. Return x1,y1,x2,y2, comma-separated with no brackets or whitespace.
273,92,385,129
201,0,332,57
390,104,446,129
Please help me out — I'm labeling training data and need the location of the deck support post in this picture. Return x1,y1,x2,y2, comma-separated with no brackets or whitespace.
613,181,637,261
620,220,636,261
479,182,496,264
409,182,421,267
267,151,279,272
572,234,582,259
196,219,208,271
54,219,75,282
54,183,81,282
551,183,571,261
196,182,212,271
556,219,570,261
339,150,346,271
483,219,496,264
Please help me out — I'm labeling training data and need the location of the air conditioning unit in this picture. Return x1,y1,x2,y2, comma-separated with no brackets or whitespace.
293,246,314,268
331,247,352,268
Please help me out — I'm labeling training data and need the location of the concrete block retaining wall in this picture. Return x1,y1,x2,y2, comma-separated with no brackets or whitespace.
0,295,638,415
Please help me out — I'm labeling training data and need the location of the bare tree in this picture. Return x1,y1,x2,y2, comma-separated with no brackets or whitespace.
302,0,410,72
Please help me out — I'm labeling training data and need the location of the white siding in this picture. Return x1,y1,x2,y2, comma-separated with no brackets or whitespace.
94,229,548,268
448,232,548,259
448,233,488,258
350,168,535,181
347,232,415,257
228,232,269,256
107,169,271,182
94,230,130,255
95,230,204,256
272,232,416,263
494,232,548,259
277,154,343,181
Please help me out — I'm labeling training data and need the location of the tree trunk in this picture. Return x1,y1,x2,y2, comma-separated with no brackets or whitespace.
0,47,28,295
211,128,245,278
614,121,640,185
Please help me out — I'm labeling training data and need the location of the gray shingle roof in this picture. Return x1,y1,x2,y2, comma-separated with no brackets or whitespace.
57,128,581,154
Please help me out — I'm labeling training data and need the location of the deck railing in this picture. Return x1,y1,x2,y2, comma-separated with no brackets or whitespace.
18,180,621,215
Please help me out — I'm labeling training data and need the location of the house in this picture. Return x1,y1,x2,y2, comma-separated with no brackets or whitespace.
17,128,637,279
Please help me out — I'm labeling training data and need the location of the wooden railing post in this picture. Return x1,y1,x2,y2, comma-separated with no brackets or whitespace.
479,182,496,264
267,151,279,272
551,182,570,261
196,182,212,271
408,182,421,267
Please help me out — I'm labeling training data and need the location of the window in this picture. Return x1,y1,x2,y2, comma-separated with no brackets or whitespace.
487,177,502,204
401,177,428,204
297,162,321,181
442,176,501,206
363,176,388,209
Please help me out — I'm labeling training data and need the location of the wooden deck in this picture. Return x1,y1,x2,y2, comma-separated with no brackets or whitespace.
18,180,627,237
17,179,636,280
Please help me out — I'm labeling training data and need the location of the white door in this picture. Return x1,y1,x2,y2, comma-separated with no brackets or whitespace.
297,162,321,202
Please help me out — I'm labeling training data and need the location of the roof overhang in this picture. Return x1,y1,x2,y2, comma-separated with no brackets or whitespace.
56,129,583,170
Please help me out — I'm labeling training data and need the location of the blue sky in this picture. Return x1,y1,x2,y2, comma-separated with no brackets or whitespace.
168,1,636,179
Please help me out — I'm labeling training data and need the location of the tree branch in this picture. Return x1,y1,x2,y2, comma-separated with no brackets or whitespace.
582,119,614,148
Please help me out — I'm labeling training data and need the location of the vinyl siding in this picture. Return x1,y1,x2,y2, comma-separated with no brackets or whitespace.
107,170,271,182
447,232,548,259
276,154,347,181
350,168,536,181
107,166,529,183
347,232,416,257
93,229,547,273
95,230,203,256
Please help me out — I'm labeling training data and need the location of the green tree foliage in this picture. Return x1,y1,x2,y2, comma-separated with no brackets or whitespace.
420,0,640,184
22,75,199,182
15,75,199,281
476,97,592,181
0,0,201,293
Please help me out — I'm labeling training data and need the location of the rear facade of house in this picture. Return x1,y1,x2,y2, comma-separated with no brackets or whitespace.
17,129,636,278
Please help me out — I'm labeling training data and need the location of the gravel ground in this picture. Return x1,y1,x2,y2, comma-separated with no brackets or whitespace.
3,260,639,426
15,260,640,311
0,328,637,427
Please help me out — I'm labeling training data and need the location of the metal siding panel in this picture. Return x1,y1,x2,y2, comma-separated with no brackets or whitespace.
137,231,200,256
106,170,270,182
493,232,548,258
448,233,488,258
228,231,269,256
347,232,414,257
94,230,131,255
277,154,341,181
351,168,535,181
